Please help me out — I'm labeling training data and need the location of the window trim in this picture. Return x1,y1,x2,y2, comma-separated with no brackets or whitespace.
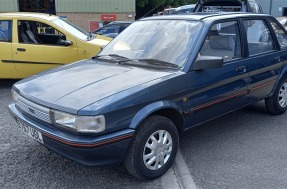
267,17,287,50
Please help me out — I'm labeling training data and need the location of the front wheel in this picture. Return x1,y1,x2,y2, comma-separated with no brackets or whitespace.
265,77,287,115
124,115,179,180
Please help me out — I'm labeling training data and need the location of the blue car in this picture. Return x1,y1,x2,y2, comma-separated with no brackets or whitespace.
9,13,287,180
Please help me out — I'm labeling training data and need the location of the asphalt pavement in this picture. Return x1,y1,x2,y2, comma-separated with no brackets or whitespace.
1,80,287,189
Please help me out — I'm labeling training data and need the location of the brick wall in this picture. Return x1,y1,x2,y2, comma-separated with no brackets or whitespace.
57,12,135,31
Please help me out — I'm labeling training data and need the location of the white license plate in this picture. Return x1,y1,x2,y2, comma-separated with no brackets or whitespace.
17,118,44,144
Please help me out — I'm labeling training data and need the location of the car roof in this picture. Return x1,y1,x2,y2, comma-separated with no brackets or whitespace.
110,21,134,24
0,12,59,21
142,12,270,22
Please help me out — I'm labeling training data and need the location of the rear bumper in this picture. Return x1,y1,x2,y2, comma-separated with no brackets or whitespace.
8,103,134,166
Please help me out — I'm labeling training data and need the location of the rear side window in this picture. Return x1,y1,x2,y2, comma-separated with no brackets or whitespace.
200,21,242,62
0,20,12,42
243,20,275,56
269,19,287,49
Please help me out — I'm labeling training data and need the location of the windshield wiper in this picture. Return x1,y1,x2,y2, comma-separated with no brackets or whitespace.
135,59,179,68
92,54,131,61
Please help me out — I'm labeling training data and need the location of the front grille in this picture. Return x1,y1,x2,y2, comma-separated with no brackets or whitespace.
15,96,51,124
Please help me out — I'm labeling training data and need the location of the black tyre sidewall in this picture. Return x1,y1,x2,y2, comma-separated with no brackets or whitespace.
128,116,179,180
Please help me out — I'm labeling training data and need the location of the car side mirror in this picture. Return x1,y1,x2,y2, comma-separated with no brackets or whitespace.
191,55,223,71
59,40,73,46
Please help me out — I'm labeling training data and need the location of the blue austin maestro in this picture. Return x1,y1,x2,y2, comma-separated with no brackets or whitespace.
9,13,287,180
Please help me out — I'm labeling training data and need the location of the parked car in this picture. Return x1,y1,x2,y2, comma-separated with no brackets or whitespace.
0,13,111,79
92,21,133,38
175,4,196,14
194,0,263,13
277,17,287,30
9,13,287,180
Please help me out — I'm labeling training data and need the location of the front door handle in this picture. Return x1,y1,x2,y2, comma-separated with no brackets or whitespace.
236,66,247,73
17,48,26,52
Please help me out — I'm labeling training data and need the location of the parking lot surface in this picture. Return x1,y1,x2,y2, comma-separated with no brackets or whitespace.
180,102,287,189
1,80,287,188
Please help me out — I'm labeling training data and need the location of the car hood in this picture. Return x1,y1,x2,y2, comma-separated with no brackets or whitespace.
89,35,111,46
14,60,175,114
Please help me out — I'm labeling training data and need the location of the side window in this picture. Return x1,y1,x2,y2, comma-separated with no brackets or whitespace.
0,20,12,42
18,20,65,45
200,21,242,62
243,20,275,56
269,19,287,49
101,24,120,34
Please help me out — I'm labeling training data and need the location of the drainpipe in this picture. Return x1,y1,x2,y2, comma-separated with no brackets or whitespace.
269,0,273,15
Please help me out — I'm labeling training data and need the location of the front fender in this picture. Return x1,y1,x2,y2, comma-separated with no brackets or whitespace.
129,101,183,130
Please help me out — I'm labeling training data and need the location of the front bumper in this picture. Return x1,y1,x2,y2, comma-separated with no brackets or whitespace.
8,103,134,166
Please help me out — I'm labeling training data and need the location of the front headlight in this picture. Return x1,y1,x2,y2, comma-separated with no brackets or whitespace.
51,110,105,133
11,89,19,102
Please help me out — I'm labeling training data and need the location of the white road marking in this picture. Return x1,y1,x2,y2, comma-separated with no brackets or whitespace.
161,165,180,189
161,150,198,189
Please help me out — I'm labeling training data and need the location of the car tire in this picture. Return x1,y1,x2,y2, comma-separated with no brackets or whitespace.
265,77,287,115
124,115,179,180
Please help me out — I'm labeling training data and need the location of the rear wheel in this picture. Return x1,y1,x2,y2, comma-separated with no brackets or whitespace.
265,77,287,115
124,115,179,180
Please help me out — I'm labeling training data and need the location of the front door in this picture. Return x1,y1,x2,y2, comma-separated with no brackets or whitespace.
186,20,249,127
12,19,78,78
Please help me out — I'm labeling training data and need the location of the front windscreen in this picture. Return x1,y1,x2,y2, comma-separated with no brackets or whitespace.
99,20,203,68
52,18,89,41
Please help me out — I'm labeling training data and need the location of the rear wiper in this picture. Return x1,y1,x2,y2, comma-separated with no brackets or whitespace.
136,59,179,68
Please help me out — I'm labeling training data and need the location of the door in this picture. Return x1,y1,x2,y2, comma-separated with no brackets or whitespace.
12,19,78,78
243,19,282,103
186,20,249,126
0,20,19,79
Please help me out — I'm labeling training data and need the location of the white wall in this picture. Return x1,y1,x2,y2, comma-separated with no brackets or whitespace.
257,0,287,16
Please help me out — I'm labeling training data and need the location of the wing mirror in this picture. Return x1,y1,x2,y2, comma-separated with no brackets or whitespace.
59,39,73,46
191,55,223,71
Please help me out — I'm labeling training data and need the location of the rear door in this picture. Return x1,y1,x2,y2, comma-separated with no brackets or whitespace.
0,19,19,79
186,20,249,126
243,18,283,103
12,19,78,78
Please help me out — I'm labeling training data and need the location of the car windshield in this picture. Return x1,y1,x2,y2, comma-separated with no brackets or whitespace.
51,18,89,41
99,20,203,68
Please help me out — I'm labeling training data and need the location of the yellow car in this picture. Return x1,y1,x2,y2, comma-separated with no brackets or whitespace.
0,12,111,79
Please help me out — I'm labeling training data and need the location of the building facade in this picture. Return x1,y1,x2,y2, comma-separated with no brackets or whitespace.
0,0,136,31
257,0,287,17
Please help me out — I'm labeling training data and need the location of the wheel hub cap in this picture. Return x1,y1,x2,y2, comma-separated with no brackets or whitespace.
278,82,287,108
143,130,173,171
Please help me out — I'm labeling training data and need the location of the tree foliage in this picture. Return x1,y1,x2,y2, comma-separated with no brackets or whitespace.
136,0,198,18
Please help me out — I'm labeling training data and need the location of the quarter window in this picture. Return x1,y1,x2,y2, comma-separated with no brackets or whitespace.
269,19,287,49
0,20,12,42
200,21,242,62
243,20,275,56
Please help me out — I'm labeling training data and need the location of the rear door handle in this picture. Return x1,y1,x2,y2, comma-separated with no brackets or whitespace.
236,66,247,73
17,48,26,52
275,56,281,62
